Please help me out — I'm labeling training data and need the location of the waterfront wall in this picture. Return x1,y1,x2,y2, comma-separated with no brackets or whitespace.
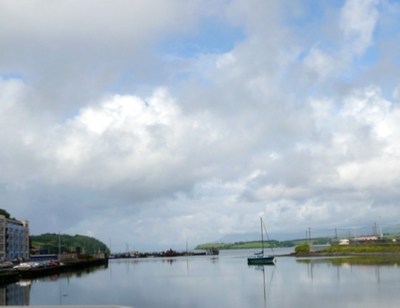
57,253,106,262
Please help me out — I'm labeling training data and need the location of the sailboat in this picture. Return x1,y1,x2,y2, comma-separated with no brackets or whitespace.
247,217,276,265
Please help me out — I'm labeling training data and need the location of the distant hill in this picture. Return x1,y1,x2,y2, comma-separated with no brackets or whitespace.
30,233,109,254
215,230,310,243
216,232,260,243
195,237,332,250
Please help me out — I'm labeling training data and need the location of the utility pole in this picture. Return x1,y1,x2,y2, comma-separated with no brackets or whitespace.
309,227,311,244
335,228,338,239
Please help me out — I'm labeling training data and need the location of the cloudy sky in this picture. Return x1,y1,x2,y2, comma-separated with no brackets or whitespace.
1,0,400,251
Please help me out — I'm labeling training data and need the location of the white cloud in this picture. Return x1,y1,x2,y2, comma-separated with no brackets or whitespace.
340,0,380,56
0,1,203,44
2,1,400,249
303,45,337,81
39,88,227,192
216,52,236,68
0,78,24,111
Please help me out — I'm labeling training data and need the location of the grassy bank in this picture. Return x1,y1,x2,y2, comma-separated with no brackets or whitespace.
297,256,400,265
323,243,400,254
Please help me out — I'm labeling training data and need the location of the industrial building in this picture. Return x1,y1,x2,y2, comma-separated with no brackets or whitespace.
0,215,30,260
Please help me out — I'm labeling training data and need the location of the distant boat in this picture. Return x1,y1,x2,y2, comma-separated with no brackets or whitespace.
206,247,219,255
247,217,276,265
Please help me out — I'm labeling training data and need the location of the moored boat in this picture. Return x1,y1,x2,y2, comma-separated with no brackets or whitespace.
247,217,276,265
206,247,219,255
247,254,275,265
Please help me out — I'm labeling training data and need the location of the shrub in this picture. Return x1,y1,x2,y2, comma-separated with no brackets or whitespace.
295,244,310,253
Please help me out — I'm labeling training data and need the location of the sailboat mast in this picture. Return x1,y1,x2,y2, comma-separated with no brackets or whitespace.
260,217,264,254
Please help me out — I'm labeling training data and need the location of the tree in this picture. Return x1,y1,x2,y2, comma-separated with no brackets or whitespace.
295,244,310,254
31,233,110,254
0,209,11,218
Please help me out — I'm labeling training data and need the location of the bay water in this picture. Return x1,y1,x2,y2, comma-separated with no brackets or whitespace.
6,248,400,307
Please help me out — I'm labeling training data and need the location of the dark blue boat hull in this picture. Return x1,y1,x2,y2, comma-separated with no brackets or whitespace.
247,256,276,265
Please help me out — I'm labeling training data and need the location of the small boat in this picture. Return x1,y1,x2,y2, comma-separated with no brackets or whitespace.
206,247,219,255
247,217,276,265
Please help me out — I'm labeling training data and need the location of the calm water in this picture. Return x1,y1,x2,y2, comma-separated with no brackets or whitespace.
5,248,400,307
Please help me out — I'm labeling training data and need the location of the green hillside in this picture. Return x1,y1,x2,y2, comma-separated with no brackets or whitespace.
195,237,331,250
31,233,109,254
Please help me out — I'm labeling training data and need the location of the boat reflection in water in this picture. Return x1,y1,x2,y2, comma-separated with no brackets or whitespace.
248,264,276,307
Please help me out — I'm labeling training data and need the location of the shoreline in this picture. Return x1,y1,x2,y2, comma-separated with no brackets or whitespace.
287,251,400,257
0,258,108,285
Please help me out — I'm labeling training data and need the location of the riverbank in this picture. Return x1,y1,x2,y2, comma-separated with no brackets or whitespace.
0,270,20,284
0,257,108,283
288,245,400,259
293,251,400,257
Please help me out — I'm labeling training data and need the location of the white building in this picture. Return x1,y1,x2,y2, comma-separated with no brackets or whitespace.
0,215,30,260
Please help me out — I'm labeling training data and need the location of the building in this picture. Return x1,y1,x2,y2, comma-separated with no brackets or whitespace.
330,238,349,245
354,235,380,241
0,215,30,260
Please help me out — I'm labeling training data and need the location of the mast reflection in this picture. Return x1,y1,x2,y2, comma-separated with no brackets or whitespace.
297,257,397,284
249,264,275,307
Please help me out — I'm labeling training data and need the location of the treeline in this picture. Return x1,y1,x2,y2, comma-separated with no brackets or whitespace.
195,237,332,250
31,233,109,254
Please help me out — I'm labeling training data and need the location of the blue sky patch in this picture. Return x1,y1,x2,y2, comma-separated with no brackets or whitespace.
157,16,245,58
0,72,25,82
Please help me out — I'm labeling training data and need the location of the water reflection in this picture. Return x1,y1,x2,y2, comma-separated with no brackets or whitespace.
210,257,219,264
0,264,108,305
248,264,275,308
5,251,400,307
109,256,219,276
112,256,220,265
296,257,396,284
0,280,31,306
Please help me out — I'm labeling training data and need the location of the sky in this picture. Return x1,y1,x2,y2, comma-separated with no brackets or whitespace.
2,0,400,252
